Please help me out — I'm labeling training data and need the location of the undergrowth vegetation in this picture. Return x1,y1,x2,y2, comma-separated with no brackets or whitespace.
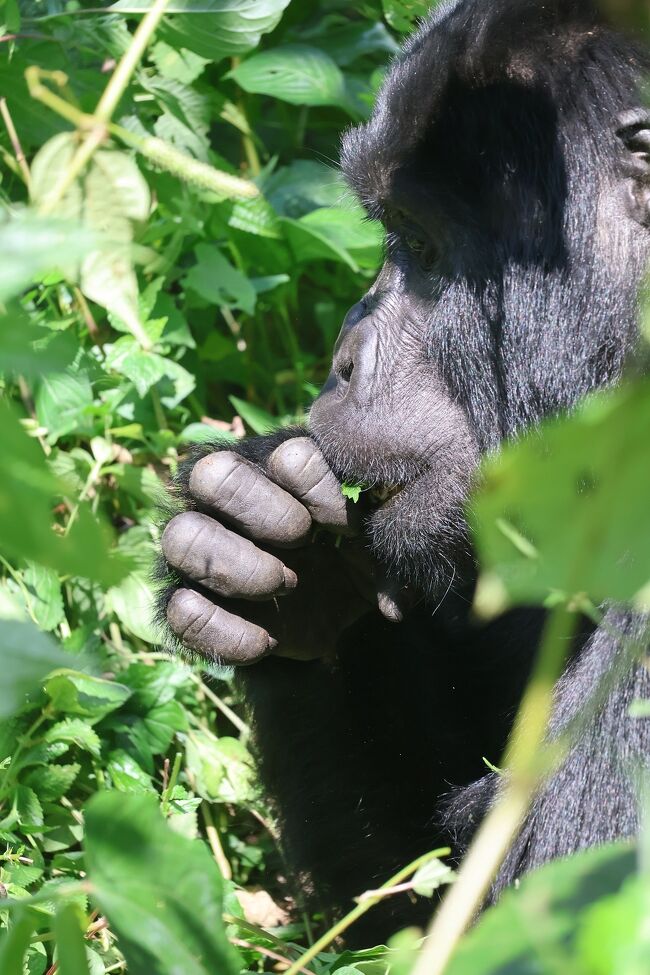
1,2,650,974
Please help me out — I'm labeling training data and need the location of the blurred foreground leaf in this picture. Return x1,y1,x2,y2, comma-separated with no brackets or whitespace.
473,380,650,612
0,620,68,720
446,842,638,975
0,402,128,586
84,792,239,975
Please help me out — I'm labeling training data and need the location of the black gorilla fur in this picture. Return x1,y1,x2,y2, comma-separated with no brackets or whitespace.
157,0,650,943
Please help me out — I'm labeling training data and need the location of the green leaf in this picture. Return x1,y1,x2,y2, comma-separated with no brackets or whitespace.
264,160,345,218
0,211,91,304
35,371,94,444
299,206,383,269
111,0,291,62
105,336,196,407
44,670,131,723
186,729,256,803
0,305,76,378
382,0,436,32
25,763,80,802
184,243,256,314
0,403,128,586
106,571,159,643
473,380,650,611
22,563,65,632
106,750,154,793
53,903,91,975
305,21,399,66
446,842,635,975
0,620,68,720
0,915,37,975
230,45,347,108
411,858,455,897
228,395,276,434
43,719,101,758
342,483,364,503
84,792,240,975
31,136,151,348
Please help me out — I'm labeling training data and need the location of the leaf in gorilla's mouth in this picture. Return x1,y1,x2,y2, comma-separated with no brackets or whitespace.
340,481,404,506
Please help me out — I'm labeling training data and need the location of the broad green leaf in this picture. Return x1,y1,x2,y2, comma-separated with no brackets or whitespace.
106,749,154,793
446,842,636,975
105,336,195,407
411,858,454,896
0,914,37,975
264,160,346,218
382,0,437,32
576,876,650,975
0,211,91,303
53,903,91,975
0,620,67,720
106,571,159,644
299,207,383,269
184,243,256,314
22,563,65,632
304,21,399,66
45,670,131,723
35,371,94,444
25,763,80,801
186,729,256,803
44,719,101,758
228,196,281,238
0,306,76,378
229,395,277,434
111,0,291,62
230,45,347,108
473,380,650,611
31,136,151,348
84,792,239,975
0,402,128,586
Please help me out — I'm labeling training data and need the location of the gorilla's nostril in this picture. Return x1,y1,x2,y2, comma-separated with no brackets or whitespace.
339,360,354,383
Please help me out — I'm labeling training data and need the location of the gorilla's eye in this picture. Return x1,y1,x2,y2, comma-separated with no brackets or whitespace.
403,233,438,271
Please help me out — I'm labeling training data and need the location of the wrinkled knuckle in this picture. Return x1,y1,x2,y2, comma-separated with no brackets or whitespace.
189,451,244,505
166,587,204,641
161,511,205,567
269,437,321,486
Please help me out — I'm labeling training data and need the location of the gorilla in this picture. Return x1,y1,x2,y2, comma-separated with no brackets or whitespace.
157,0,650,942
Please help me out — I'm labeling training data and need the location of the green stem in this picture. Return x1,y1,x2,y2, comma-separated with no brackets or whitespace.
284,847,450,975
161,751,182,815
35,0,171,214
25,68,258,200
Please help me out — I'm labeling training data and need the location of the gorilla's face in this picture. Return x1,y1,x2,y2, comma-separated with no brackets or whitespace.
309,26,650,557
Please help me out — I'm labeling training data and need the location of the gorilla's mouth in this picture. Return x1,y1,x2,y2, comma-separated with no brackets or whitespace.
367,482,404,506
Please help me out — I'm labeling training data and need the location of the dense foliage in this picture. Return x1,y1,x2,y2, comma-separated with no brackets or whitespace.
1,2,650,974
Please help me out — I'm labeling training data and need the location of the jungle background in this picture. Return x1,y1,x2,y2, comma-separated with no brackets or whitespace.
1,1,650,974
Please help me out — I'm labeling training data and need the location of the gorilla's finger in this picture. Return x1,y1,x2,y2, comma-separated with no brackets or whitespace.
162,511,297,599
189,451,311,547
267,437,358,535
166,587,274,664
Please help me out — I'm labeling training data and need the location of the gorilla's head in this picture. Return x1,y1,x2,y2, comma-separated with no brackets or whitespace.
309,0,650,593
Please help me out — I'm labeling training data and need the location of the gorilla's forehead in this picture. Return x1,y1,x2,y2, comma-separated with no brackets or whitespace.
340,0,609,219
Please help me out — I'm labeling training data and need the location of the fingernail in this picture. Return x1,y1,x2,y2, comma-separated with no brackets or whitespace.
282,566,298,590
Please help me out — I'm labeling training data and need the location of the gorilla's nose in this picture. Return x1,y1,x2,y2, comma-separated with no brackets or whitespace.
332,314,378,405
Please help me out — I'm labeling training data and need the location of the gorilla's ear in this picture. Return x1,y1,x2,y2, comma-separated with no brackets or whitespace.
617,108,650,227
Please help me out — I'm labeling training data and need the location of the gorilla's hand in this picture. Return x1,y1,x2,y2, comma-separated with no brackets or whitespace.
160,436,390,665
